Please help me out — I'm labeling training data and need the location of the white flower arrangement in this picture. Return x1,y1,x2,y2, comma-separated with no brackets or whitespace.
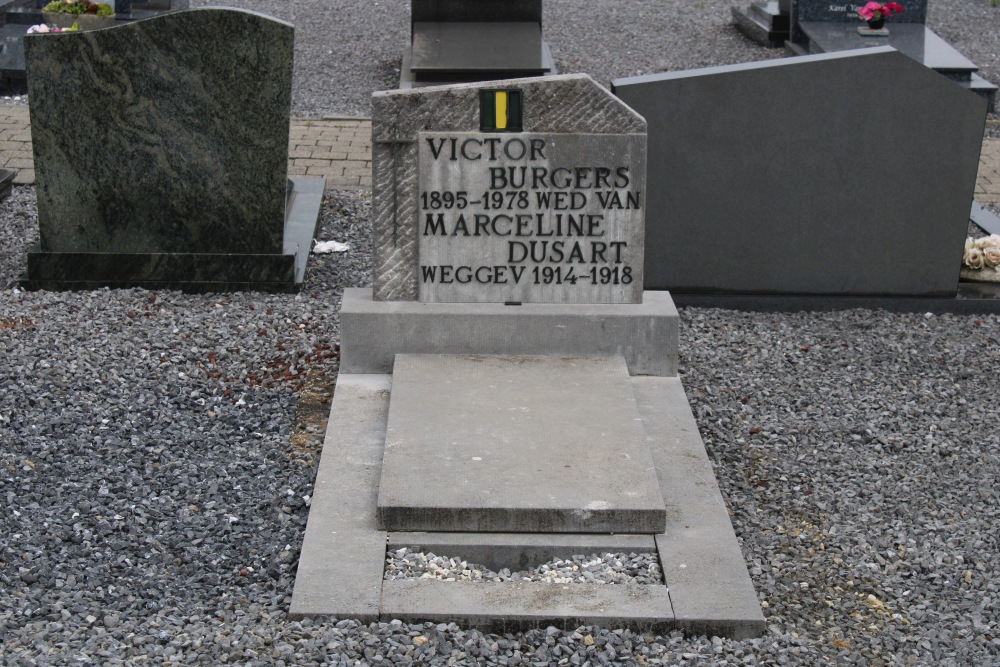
961,235,1000,282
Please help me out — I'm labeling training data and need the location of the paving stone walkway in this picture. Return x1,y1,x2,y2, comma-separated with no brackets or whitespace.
0,103,997,204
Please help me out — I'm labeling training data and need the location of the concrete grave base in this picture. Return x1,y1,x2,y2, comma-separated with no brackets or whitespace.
290,368,765,636
339,288,678,377
21,176,324,293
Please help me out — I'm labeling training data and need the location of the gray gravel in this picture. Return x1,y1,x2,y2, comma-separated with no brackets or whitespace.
3,0,1000,664
179,0,999,122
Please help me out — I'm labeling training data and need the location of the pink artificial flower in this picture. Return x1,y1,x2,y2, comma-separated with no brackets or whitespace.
860,1,883,18
885,2,904,13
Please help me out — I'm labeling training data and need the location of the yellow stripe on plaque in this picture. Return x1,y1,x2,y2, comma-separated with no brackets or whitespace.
495,91,508,130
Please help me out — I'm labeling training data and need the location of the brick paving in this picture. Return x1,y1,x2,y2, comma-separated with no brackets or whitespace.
1,103,998,206
0,105,372,191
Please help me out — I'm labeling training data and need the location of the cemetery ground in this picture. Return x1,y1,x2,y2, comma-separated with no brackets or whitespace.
2,0,1000,665
1,123,998,665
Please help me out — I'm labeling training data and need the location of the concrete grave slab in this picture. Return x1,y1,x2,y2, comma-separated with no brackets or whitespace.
376,355,667,533
291,363,765,635
288,375,391,622
613,48,987,296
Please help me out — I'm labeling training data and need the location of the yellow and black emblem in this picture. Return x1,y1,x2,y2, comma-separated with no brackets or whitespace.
480,89,522,132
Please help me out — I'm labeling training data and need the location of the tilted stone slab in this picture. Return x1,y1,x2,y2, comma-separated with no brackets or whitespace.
371,74,646,301
376,355,667,533
25,9,292,256
613,48,987,296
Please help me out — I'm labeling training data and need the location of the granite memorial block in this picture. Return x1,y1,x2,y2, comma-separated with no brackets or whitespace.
22,8,323,291
613,47,987,296
372,73,647,304
401,0,555,88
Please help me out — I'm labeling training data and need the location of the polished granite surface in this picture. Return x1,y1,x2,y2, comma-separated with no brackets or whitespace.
799,23,977,72
25,9,293,255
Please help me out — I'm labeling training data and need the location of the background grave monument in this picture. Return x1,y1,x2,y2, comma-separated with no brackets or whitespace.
20,8,324,292
0,0,190,91
613,47,988,299
291,73,765,636
400,0,556,89
786,0,996,109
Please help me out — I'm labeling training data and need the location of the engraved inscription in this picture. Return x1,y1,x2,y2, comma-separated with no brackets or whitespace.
417,132,645,304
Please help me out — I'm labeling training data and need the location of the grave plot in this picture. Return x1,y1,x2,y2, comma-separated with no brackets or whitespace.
20,8,324,292
290,73,764,636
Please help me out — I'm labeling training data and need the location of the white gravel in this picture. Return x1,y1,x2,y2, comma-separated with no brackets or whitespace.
385,549,664,585
2,1,1000,664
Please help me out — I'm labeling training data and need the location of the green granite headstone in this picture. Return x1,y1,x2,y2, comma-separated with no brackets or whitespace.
22,8,321,291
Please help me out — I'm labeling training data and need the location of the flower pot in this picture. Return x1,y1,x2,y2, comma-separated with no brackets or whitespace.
42,11,116,30
866,17,886,29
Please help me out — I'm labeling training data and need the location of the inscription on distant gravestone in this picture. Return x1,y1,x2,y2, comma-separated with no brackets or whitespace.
417,132,644,303
796,0,925,22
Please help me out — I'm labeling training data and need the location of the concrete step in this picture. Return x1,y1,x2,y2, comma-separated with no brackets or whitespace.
376,354,667,533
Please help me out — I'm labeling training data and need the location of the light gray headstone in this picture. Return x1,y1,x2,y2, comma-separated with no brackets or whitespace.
371,73,647,303
25,9,293,256
613,47,987,296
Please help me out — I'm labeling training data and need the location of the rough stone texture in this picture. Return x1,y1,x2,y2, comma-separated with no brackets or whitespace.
371,73,646,301
613,48,987,296
25,8,292,255
376,355,666,533
338,287,679,377
417,132,645,303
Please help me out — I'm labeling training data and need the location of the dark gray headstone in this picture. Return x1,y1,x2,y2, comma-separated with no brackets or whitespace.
613,47,987,297
411,0,542,24
22,8,322,291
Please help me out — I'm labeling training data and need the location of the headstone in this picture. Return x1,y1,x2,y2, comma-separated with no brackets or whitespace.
0,0,191,91
612,47,987,296
787,0,996,109
373,74,646,303
21,8,324,291
796,0,926,24
291,73,764,635
401,0,556,88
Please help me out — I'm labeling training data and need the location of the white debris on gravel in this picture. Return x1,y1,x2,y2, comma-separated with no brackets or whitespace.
384,549,664,585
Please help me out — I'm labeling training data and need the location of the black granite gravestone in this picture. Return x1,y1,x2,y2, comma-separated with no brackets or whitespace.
787,0,995,109
400,0,555,88
21,8,324,292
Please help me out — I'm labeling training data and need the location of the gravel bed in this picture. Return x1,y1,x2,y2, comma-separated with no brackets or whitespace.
3,182,1000,664
384,549,663,585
